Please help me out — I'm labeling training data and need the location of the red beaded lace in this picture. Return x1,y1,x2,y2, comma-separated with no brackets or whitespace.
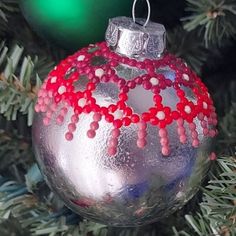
35,42,218,156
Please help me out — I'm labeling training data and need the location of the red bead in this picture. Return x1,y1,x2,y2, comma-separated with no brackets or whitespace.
138,121,147,130
117,101,126,110
87,130,96,139
177,90,185,97
127,81,136,89
150,117,158,125
152,86,160,94
203,128,209,136
163,107,171,114
93,113,102,122
172,111,180,120
60,107,68,116
178,127,185,135
119,93,128,101
109,138,118,147
189,123,196,130
210,152,217,161
153,94,162,103
135,77,143,85
65,132,73,141
84,90,91,98
108,147,117,156
149,107,157,115
124,107,133,116
68,123,76,132
87,82,96,91
35,104,40,113
83,105,92,113
159,128,167,138
101,75,109,83
90,121,99,130
100,107,108,115
131,114,140,123
56,115,64,125
180,135,187,143
113,119,122,129
105,114,114,123
159,122,166,129
192,139,200,147
162,147,170,156
137,139,147,148
138,130,147,139
118,79,126,87
160,138,169,146
121,86,129,93
122,117,131,126
143,81,152,90
43,117,50,126
111,129,120,138
108,104,117,112
209,129,216,137
142,113,150,122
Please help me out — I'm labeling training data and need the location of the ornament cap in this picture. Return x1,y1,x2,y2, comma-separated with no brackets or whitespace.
105,16,166,60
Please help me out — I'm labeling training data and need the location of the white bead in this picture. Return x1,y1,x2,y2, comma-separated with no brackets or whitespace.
203,102,208,109
184,105,191,114
58,86,66,95
113,110,123,119
51,76,57,83
150,77,159,86
157,111,165,120
77,55,85,61
95,68,104,77
78,98,86,107
182,74,190,81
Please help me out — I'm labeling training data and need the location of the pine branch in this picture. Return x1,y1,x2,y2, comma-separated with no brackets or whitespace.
182,0,236,47
175,156,236,236
220,102,236,146
0,0,18,22
0,0,18,37
0,41,54,126
167,26,208,75
0,129,33,182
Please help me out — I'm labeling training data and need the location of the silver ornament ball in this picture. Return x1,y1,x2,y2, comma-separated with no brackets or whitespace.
32,17,217,227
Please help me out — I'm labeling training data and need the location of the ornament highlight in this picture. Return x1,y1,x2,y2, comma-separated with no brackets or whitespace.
33,15,217,226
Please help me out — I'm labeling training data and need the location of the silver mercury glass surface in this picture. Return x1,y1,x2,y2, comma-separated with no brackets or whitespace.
32,17,212,226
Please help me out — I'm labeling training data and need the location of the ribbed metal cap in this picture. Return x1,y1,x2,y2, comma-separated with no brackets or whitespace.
105,16,166,60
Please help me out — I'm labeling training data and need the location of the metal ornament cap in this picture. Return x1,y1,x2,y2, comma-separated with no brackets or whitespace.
105,16,166,60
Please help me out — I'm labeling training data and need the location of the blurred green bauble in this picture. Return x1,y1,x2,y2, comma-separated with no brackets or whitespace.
20,0,132,51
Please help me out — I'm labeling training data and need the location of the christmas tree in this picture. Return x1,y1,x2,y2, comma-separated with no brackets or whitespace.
0,0,235,235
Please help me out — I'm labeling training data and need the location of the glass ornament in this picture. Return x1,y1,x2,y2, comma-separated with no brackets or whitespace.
32,14,217,226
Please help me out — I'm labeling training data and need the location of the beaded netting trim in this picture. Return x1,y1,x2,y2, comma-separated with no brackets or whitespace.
35,42,218,157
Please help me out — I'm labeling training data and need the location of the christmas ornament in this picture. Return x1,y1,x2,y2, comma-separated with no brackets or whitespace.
20,0,132,50
32,0,218,226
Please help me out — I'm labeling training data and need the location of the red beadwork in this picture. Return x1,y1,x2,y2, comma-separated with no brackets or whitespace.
35,42,218,157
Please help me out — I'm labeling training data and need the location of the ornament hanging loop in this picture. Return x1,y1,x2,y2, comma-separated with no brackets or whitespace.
132,0,151,27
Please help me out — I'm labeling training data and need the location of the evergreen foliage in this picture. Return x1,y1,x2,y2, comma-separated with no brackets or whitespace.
183,0,236,47
0,0,235,235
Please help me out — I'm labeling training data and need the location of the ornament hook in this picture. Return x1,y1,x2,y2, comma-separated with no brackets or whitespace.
132,0,151,27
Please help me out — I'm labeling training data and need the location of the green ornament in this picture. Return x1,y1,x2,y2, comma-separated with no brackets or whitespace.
20,0,132,51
